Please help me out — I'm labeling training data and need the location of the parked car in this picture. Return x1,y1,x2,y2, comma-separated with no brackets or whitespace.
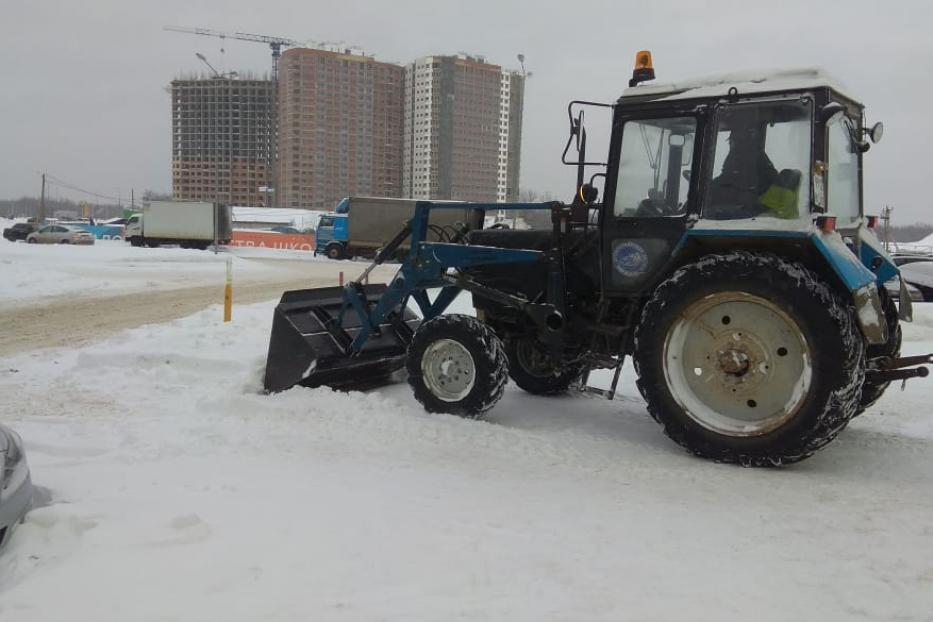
26,224,95,245
3,222,40,242
884,277,924,302
891,252,933,267
0,424,33,549
898,261,933,301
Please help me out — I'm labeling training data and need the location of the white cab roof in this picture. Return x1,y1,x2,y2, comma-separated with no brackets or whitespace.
621,67,858,104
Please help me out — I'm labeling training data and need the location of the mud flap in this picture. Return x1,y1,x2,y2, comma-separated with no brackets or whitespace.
899,278,914,322
263,284,420,393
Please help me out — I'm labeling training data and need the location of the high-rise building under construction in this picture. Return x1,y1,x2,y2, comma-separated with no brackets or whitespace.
403,54,525,203
171,75,275,206
276,47,405,209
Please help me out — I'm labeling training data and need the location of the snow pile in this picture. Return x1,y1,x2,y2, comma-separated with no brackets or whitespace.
0,295,931,619
232,207,328,231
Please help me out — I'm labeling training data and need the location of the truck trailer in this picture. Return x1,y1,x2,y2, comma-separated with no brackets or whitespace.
315,197,483,260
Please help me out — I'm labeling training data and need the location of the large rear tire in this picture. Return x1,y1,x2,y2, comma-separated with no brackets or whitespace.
505,337,584,396
857,288,901,414
407,314,508,418
634,252,864,466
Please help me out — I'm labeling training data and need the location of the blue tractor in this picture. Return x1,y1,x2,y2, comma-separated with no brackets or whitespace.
264,53,929,465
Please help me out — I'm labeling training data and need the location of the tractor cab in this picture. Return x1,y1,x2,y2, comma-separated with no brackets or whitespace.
566,55,893,304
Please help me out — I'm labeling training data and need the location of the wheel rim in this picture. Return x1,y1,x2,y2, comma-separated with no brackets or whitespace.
421,338,476,402
662,292,812,437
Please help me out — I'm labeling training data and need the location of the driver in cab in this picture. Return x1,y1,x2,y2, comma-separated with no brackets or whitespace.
707,125,801,220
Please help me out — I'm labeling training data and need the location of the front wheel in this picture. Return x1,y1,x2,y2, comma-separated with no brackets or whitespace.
27,238,37,244
407,314,508,418
634,252,864,466
325,243,345,260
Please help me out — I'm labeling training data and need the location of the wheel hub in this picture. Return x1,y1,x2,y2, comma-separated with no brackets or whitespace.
717,348,750,376
421,339,476,402
663,292,812,437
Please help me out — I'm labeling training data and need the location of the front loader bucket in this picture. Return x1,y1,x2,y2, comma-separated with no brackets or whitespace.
263,284,420,393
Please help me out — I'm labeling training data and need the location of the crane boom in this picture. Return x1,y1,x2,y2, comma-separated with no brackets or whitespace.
164,26,299,48
164,26,302,81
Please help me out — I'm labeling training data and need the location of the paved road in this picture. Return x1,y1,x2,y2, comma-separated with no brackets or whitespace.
0,261,397,357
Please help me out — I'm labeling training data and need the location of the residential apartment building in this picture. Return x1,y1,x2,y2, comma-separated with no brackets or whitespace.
403,54,525,203
171,76,274,206
276,47,405,209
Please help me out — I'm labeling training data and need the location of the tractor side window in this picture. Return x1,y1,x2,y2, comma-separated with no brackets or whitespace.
827,115,860,228
704,100,811,221
319,216,334,227
613,117,696,218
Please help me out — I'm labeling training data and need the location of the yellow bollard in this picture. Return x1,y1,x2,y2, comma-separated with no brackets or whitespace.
223,257,233,322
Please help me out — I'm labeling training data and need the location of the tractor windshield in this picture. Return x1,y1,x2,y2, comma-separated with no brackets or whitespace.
704,99,812,222
613,116,697,217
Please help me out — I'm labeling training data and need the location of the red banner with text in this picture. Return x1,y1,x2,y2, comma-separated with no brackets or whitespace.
230,231,316,252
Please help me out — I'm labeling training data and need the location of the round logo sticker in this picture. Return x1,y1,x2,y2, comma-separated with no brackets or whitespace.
613,242,650,277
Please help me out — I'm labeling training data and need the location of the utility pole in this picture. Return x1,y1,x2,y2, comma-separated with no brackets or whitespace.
38,173,46,222
882,204,893,252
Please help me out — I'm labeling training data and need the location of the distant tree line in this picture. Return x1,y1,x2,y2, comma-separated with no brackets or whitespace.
886,223,933,243
0,191,170,221
516,189,932,241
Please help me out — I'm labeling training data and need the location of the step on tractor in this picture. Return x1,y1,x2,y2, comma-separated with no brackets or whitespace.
264,52,931,466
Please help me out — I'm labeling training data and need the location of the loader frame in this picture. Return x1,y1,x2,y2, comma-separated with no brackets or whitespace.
333,201,573,358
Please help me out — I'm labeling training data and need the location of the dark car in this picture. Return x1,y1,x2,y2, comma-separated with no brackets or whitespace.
3,222,39,242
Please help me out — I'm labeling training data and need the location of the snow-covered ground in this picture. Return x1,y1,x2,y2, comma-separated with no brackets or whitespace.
1,238,932,620
0,236,313,307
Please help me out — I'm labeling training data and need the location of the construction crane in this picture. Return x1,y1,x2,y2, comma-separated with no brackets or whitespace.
164,26,301,82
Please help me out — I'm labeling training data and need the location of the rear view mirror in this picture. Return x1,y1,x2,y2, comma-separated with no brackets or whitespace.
869,122,884,143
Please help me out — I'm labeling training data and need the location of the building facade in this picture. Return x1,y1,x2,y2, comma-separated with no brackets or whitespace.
403,55,524,203
171,76,275,206
276,47,404,209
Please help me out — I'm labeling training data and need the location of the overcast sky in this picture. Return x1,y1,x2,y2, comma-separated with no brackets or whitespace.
2,0,931,222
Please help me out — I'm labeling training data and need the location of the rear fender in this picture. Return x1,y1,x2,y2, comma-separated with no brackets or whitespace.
677,228,887,345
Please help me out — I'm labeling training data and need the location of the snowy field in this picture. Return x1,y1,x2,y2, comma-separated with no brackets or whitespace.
0,235,324,311
1,238,932,620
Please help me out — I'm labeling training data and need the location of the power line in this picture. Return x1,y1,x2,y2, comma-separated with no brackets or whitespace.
42,173,122,203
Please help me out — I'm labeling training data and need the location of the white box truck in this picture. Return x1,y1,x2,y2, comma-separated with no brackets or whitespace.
125,201,232,249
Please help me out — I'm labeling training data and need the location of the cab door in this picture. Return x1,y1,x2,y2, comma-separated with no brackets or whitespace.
600,108,705,295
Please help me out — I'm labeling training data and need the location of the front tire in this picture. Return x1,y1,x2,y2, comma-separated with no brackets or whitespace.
325,243,345,260
634,252,864,466
407,314,508,418
505,337,584,396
